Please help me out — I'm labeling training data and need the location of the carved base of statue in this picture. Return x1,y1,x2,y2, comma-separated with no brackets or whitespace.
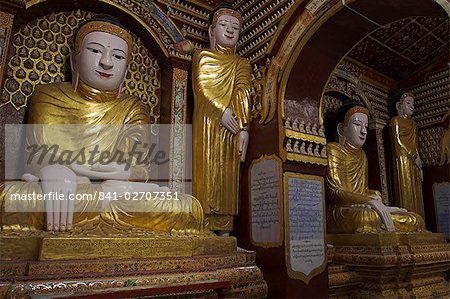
328,232,450,298
0,240,268,298
327,244,362,298
327,206,425,234
0,231,237,260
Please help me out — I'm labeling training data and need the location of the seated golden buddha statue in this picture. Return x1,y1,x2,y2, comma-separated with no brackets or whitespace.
326,102,424,234
1,14,203,235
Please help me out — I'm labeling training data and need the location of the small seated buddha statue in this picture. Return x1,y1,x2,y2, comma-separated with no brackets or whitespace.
292,118,299,131
293,140,300,153
299,121,305,133
1,14,203,235
300,142,307,155
307,143,313,155
286,139,293,152
326,102,424,233
285,117,292,129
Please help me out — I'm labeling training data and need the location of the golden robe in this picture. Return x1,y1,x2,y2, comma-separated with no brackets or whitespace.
1,82,203,234
389,116,425,218
192,46,251,231
326,141,424,233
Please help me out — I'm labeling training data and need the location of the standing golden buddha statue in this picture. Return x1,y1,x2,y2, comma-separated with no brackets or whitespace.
326,102,424,234
389,92,425,219
192,5,251,235
1,14,203,235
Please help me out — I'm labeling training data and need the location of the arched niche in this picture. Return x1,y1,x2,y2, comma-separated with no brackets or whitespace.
253,0,449,168
276,0,447,137
1,0,187,117
0,0,190,186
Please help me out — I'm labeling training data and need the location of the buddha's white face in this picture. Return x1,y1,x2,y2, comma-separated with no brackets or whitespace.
75,31,129,91
210,14,240,48
342,112,369,148
398,95,415,117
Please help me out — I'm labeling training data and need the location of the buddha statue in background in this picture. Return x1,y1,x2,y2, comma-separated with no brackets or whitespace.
389,92,425,218
191,4,251,235
1,14,203,235
326,102,424,234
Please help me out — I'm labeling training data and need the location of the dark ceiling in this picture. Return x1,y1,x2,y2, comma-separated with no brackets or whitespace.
348,16,449,81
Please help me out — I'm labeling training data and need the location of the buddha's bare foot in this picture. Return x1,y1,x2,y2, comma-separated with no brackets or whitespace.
170,228,201,236
217,230,230,237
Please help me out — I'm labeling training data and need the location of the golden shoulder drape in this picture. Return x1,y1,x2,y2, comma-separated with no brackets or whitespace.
1,82,203,234
192,47,251,231
389,116,425,218
326,141,424,233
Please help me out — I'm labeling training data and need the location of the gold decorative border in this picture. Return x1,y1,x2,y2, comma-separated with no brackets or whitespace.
285,129,326,144
169,68,188,192
285,152,327,165
283,172,327,284
435,0,450,16
305,0,329,15
258,57,280,125
248,154,284,248
74,21,133,56
0,11,14,89
266,0,304,54
432,182,450,238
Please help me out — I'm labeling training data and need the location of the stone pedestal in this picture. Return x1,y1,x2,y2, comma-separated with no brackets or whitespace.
327,244,361,298
328,233,450,298
0,233,267,298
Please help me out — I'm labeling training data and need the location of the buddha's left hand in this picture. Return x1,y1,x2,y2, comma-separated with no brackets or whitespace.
238,130,249,162
368,194,382,202
367,199,395,232
387,206,407,213
415,156,423,169
39,165,77,232
71,162,131,180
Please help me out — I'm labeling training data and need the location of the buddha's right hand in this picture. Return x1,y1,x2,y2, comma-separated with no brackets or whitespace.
367,199,395,232
368,194,382,202
387,206,407,213
100,180,169,210
71,162,131,180
221,108,239,134
39,165,77,232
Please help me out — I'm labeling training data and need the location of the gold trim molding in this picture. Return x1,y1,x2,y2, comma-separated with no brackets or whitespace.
285,129,326,144
286,153,327,165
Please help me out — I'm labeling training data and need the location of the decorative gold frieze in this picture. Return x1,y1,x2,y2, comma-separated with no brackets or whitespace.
328,233,450,298
1,234,237,261
3,250,268,298
0,11,14,88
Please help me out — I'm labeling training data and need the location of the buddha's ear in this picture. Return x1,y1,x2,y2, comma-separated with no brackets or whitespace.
396,102,402,115
337,123,345,145
208,25,216,49
118,82,124,98
117,62,128,98
70,53,79,91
